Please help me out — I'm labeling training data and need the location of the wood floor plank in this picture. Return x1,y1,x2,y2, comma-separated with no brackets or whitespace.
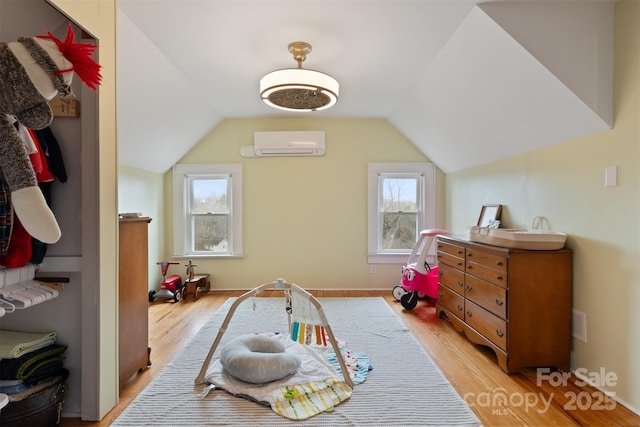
60,291,640,426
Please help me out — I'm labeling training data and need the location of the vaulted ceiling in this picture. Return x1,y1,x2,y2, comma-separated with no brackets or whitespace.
116,0,615,174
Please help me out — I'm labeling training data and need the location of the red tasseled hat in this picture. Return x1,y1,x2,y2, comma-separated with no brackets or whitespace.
36,24,102,90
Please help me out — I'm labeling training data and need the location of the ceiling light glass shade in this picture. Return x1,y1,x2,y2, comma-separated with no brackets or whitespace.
260,68,339,112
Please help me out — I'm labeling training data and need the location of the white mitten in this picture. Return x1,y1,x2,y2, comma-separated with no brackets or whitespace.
11,187,61,244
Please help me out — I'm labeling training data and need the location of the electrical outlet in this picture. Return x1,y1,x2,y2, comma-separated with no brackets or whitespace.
369,264,377,274
572,309,587,342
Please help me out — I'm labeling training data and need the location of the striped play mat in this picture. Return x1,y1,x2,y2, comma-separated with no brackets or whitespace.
113,296,481,426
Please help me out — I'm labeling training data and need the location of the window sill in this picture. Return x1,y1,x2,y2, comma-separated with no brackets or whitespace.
368,253,436,265
368,254,409,264
173,254,244,259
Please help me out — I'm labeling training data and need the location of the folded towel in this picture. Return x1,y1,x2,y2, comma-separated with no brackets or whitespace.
0,330,56,359
22,362,65,386
0,344,67,380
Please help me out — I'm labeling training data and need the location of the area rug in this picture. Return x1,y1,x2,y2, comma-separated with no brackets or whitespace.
112,297,481,426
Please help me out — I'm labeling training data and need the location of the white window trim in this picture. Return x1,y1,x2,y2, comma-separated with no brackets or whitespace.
367,163,435,264
173,163,243,258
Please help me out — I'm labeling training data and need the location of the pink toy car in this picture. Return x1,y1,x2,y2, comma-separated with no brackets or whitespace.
392,229,450,310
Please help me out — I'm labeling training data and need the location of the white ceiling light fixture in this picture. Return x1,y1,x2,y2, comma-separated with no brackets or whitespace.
260,41,339,112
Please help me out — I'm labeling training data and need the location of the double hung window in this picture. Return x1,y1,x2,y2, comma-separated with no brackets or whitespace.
367,163,435,263
173,164,243,257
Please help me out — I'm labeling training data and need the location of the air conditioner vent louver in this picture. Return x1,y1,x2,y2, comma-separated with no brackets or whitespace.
241,131,325,157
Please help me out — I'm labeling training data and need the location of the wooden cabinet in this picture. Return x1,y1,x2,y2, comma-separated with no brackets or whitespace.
435,235,572,373
118,217,152,389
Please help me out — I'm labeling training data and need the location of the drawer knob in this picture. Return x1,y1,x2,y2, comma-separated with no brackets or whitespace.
457,304,463,311
439,271,443,277
496,261,503,266
467,253,473,257
457,280,464,287
495,298,504,306
457,262,463,267
438,291,443,298
496,275,503,281
466,284,473,291
467,265,473,270
466,311,472,317
496,329,504,338
457,250,463,254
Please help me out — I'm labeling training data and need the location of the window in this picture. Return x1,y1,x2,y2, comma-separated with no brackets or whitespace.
173,164,243,258
368,163,435,263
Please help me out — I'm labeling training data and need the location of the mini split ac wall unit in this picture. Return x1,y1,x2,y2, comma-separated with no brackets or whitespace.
240,131,325,157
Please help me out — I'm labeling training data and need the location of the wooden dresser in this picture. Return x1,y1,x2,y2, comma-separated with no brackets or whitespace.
118,217,152,389
435,234,572,373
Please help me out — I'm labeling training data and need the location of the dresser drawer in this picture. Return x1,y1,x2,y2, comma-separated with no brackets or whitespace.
436,240,465,258
437,251,465,270
465,261,508,288
465,249,507,272
438,263,465,295
437,285,464,320
465,300,507,351
464,275,507,319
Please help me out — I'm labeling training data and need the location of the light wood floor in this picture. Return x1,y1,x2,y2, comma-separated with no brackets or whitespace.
62,290,640,426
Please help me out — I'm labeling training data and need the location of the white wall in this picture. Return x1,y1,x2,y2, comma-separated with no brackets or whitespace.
445,0,640,412
118,165,164,290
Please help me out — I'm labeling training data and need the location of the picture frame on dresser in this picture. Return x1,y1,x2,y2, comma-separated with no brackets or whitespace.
477,204,502,227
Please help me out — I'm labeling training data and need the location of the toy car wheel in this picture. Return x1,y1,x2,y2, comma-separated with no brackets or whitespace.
400,291,419,310
173,290,181,302
148,290,156,302
392,285,406,301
